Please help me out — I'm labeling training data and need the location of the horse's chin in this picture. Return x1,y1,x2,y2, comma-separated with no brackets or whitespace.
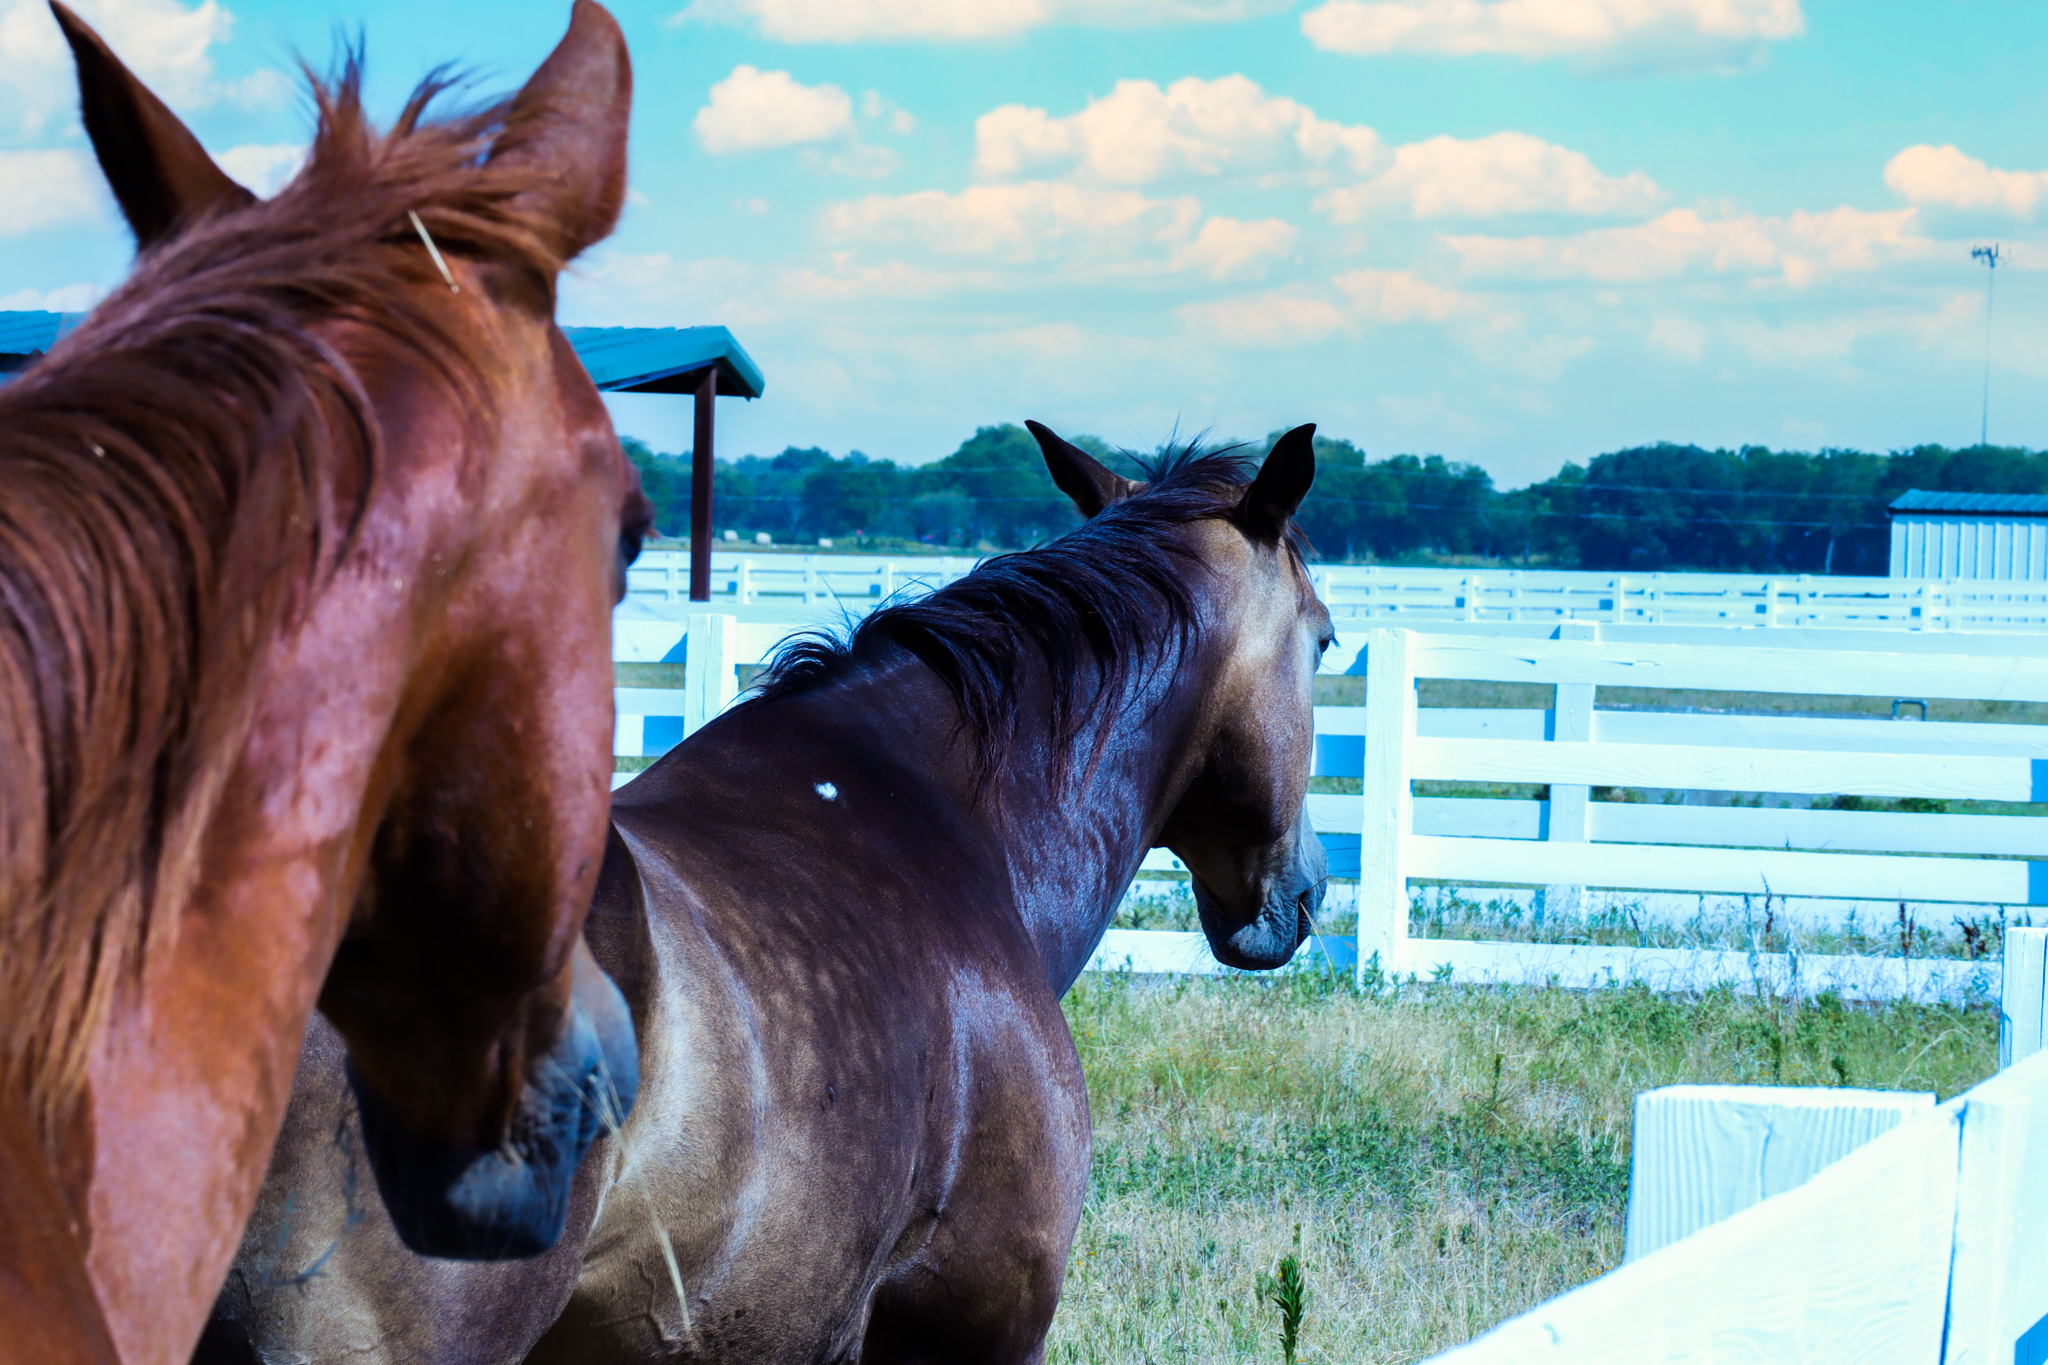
347,968,638,1260
1195,879,1323,971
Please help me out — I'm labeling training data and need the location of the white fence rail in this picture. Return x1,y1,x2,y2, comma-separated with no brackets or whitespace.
628,552,2048,632
1342,624,2046,999
612,612,2046,1002
1427,929,2048,1363
606,595,2048,1364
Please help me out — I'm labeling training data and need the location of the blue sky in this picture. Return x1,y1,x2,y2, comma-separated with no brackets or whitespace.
6,0,2048,485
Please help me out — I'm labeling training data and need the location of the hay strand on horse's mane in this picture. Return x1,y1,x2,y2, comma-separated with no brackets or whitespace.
408,210,461,293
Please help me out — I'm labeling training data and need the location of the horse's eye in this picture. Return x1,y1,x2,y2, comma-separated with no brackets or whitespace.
618,510,651,572
614,515,650,605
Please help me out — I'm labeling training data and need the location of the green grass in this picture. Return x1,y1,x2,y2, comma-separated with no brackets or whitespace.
1047,972,1997,1364
1117,879,2021,962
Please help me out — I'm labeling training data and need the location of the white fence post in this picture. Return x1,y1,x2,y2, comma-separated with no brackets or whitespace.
1359,627,1414,983
683,613,738,736
1541,623,1597,928
1426,1104,1961,1364
1940,1048,2048,1365
2004,927,2048,1069
1623,1085,1933,1262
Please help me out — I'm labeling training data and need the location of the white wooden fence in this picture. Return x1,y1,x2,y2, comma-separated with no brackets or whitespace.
1421,927,2048,1364
611,608,2048,1358
613,614,2046,1003
627,552,2048,632
1335,624,2046,1001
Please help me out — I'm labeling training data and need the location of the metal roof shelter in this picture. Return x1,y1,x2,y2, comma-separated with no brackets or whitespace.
565,326,765,602
1888,488,2048,580
1,313,764,601
0,310,84,374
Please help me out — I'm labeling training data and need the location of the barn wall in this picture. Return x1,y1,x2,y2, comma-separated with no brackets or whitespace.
1890,515,2048,579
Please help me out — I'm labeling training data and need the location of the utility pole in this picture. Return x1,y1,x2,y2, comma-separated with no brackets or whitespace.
1972,243,2003,448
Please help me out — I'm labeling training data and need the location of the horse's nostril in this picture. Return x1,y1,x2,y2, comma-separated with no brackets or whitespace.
1295,887,1319,944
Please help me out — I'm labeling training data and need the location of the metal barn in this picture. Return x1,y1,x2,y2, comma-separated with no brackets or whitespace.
1887,489,2048,580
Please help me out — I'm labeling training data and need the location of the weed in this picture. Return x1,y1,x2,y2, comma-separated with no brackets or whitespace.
1258,1227,1307,1365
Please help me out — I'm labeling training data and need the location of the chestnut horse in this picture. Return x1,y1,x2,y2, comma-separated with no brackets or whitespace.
197,424,1331,1364
2,5,646,1362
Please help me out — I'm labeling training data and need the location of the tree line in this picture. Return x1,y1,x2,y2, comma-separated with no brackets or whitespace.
625,427,2048,575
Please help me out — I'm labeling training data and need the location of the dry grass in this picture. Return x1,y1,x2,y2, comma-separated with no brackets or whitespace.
1047,971,1997,1364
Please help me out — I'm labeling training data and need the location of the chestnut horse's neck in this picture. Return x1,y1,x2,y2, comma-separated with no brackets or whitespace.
0,119,540,1365
0,318,427,1363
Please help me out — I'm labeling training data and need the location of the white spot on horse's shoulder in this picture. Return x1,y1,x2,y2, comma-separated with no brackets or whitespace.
815,782,839,801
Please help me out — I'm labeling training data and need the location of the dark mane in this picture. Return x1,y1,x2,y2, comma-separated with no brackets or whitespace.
747,446,1304,787
0,62,563,1135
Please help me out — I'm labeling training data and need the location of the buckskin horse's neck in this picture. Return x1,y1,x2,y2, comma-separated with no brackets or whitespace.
995,635,1216,991
798,606,1217,994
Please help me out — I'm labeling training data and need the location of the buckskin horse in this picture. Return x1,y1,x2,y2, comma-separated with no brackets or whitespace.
198,423,1331,1364
1,5,647,1361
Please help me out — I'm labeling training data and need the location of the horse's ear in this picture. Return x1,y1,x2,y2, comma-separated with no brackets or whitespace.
1241,423,1317,540
1026,420,1134,520
488,0,631,265
52,0,253,249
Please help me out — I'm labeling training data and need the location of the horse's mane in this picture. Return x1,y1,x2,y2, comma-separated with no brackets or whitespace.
0,61,563,1138
748,446,1309,788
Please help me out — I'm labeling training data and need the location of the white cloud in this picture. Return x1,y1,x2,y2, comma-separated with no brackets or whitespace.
214,143,303,197
975,81,1651,226
1445,205,1931,286
1646,311,1707,361
695,65,854,154
0,0,260,134
861,89,918,135
0,281,105,311
674,0,1291,43
822,144,901,178
824,181,1203,268
1180,267,1480,345
974,75,1385,184
0,148,107,235
1301,0,1804,70
1884,145,2048,221
1177,216,1299,280
822,180,1296,283
1316,131,1662,220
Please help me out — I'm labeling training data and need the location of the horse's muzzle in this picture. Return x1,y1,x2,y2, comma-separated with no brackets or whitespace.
347,958,638,1260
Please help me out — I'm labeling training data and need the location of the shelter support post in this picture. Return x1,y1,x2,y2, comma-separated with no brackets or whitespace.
690,365,715,602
